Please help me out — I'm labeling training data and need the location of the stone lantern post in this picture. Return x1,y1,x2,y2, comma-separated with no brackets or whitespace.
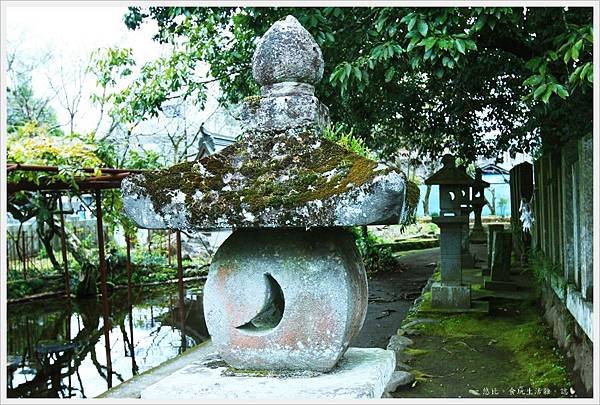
425,155,473,309
458,165,476,268
122,16,412,399
469,168,490,243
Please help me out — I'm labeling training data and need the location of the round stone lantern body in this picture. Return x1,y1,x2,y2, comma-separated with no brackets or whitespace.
203,228,368,372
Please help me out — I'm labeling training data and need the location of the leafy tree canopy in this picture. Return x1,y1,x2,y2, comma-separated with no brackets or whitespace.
121,6,592,162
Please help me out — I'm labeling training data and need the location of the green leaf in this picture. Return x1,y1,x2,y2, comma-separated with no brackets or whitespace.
423,37,437,51
580,63,590,80
523,75,543,86
417,20,428,37
569,66,583,83
563,48,572,64
571,39,583,61
354,66,362,81
555,84,569,99
385,67,396,82
464,39,477,51
407,37,420,52
437,38,450,49
407,16,417,32
376,16,388,33
388,24,397,37
344,63,352,78
541,83,556,103
455,39,466,54
533,83,547,99
400,12,415,24
435,67,444,78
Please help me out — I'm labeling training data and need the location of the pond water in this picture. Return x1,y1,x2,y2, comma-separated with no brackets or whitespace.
6,281,208,398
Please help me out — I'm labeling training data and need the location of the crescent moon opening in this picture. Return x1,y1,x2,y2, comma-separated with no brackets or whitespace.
236,273,285,332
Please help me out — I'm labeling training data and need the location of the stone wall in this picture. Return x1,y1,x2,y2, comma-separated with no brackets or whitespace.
531,133,593,393
540,282,593,395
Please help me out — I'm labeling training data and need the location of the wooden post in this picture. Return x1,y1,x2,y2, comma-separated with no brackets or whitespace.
30,233,35,270
58,196,72,301
147,229,151,253
167,230,172,266
125,234,138,375
95,190,112,389
21,229,28,280
176,230,187,352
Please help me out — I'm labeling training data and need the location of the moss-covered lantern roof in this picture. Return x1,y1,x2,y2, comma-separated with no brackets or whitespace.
122,16,411,232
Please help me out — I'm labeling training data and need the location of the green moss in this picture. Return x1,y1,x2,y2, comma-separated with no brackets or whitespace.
223,367,271,377
376,238,439,253
405,347,429,356
410,300,571,390
139,131,385,225
243,95,263,110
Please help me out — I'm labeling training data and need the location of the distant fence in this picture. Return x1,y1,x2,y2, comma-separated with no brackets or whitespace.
6,218,183,280
6,219,101,278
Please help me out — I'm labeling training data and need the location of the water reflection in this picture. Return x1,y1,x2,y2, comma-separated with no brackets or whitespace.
7,282,208,398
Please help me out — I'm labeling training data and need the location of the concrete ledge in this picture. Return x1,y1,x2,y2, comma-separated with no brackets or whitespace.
566,284,594,342
98,340,214,398
140,347,395,400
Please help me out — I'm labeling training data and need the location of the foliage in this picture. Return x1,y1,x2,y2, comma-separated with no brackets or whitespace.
322,124,373,159
7,123,103,187
122,6,593,162
6,74,61,134
402,180,421,227
498,197,509,217
351,227,398,274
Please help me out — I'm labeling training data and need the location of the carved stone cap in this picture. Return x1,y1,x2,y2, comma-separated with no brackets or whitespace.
252,15,324,90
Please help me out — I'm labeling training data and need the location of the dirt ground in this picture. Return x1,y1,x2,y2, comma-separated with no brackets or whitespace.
351,247,439,348
386,244,587,399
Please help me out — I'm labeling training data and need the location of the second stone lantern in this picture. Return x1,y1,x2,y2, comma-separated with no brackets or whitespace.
425,155,473,310
469,168,490,243
122,15,411,392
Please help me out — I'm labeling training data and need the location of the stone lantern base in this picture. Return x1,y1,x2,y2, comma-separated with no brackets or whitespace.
140,348,395,400
431,282,471,309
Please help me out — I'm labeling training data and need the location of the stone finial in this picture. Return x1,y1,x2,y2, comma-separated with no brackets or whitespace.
252,15,324,95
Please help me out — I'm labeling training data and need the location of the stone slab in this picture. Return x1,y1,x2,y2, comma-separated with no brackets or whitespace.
140,347,396,400
431,282,471,309
421,299,490,314
483,278,519,291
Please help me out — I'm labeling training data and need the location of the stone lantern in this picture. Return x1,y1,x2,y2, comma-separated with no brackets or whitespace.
457,164,476,267
122,16,410,399
469,168,490,243
425,155,473,309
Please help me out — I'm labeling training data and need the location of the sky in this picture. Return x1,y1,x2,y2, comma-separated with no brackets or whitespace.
5,5,165,133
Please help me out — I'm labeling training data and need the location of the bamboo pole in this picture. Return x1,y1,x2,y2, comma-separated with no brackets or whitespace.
125,235,138,375
21,229,28,280
176,230,187,352
95,190,112,389
58,196,72,302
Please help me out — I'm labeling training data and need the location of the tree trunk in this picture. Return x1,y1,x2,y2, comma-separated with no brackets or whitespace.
61,225,98,298
36,216,62,273
486,189,496,216
423,185,432,216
